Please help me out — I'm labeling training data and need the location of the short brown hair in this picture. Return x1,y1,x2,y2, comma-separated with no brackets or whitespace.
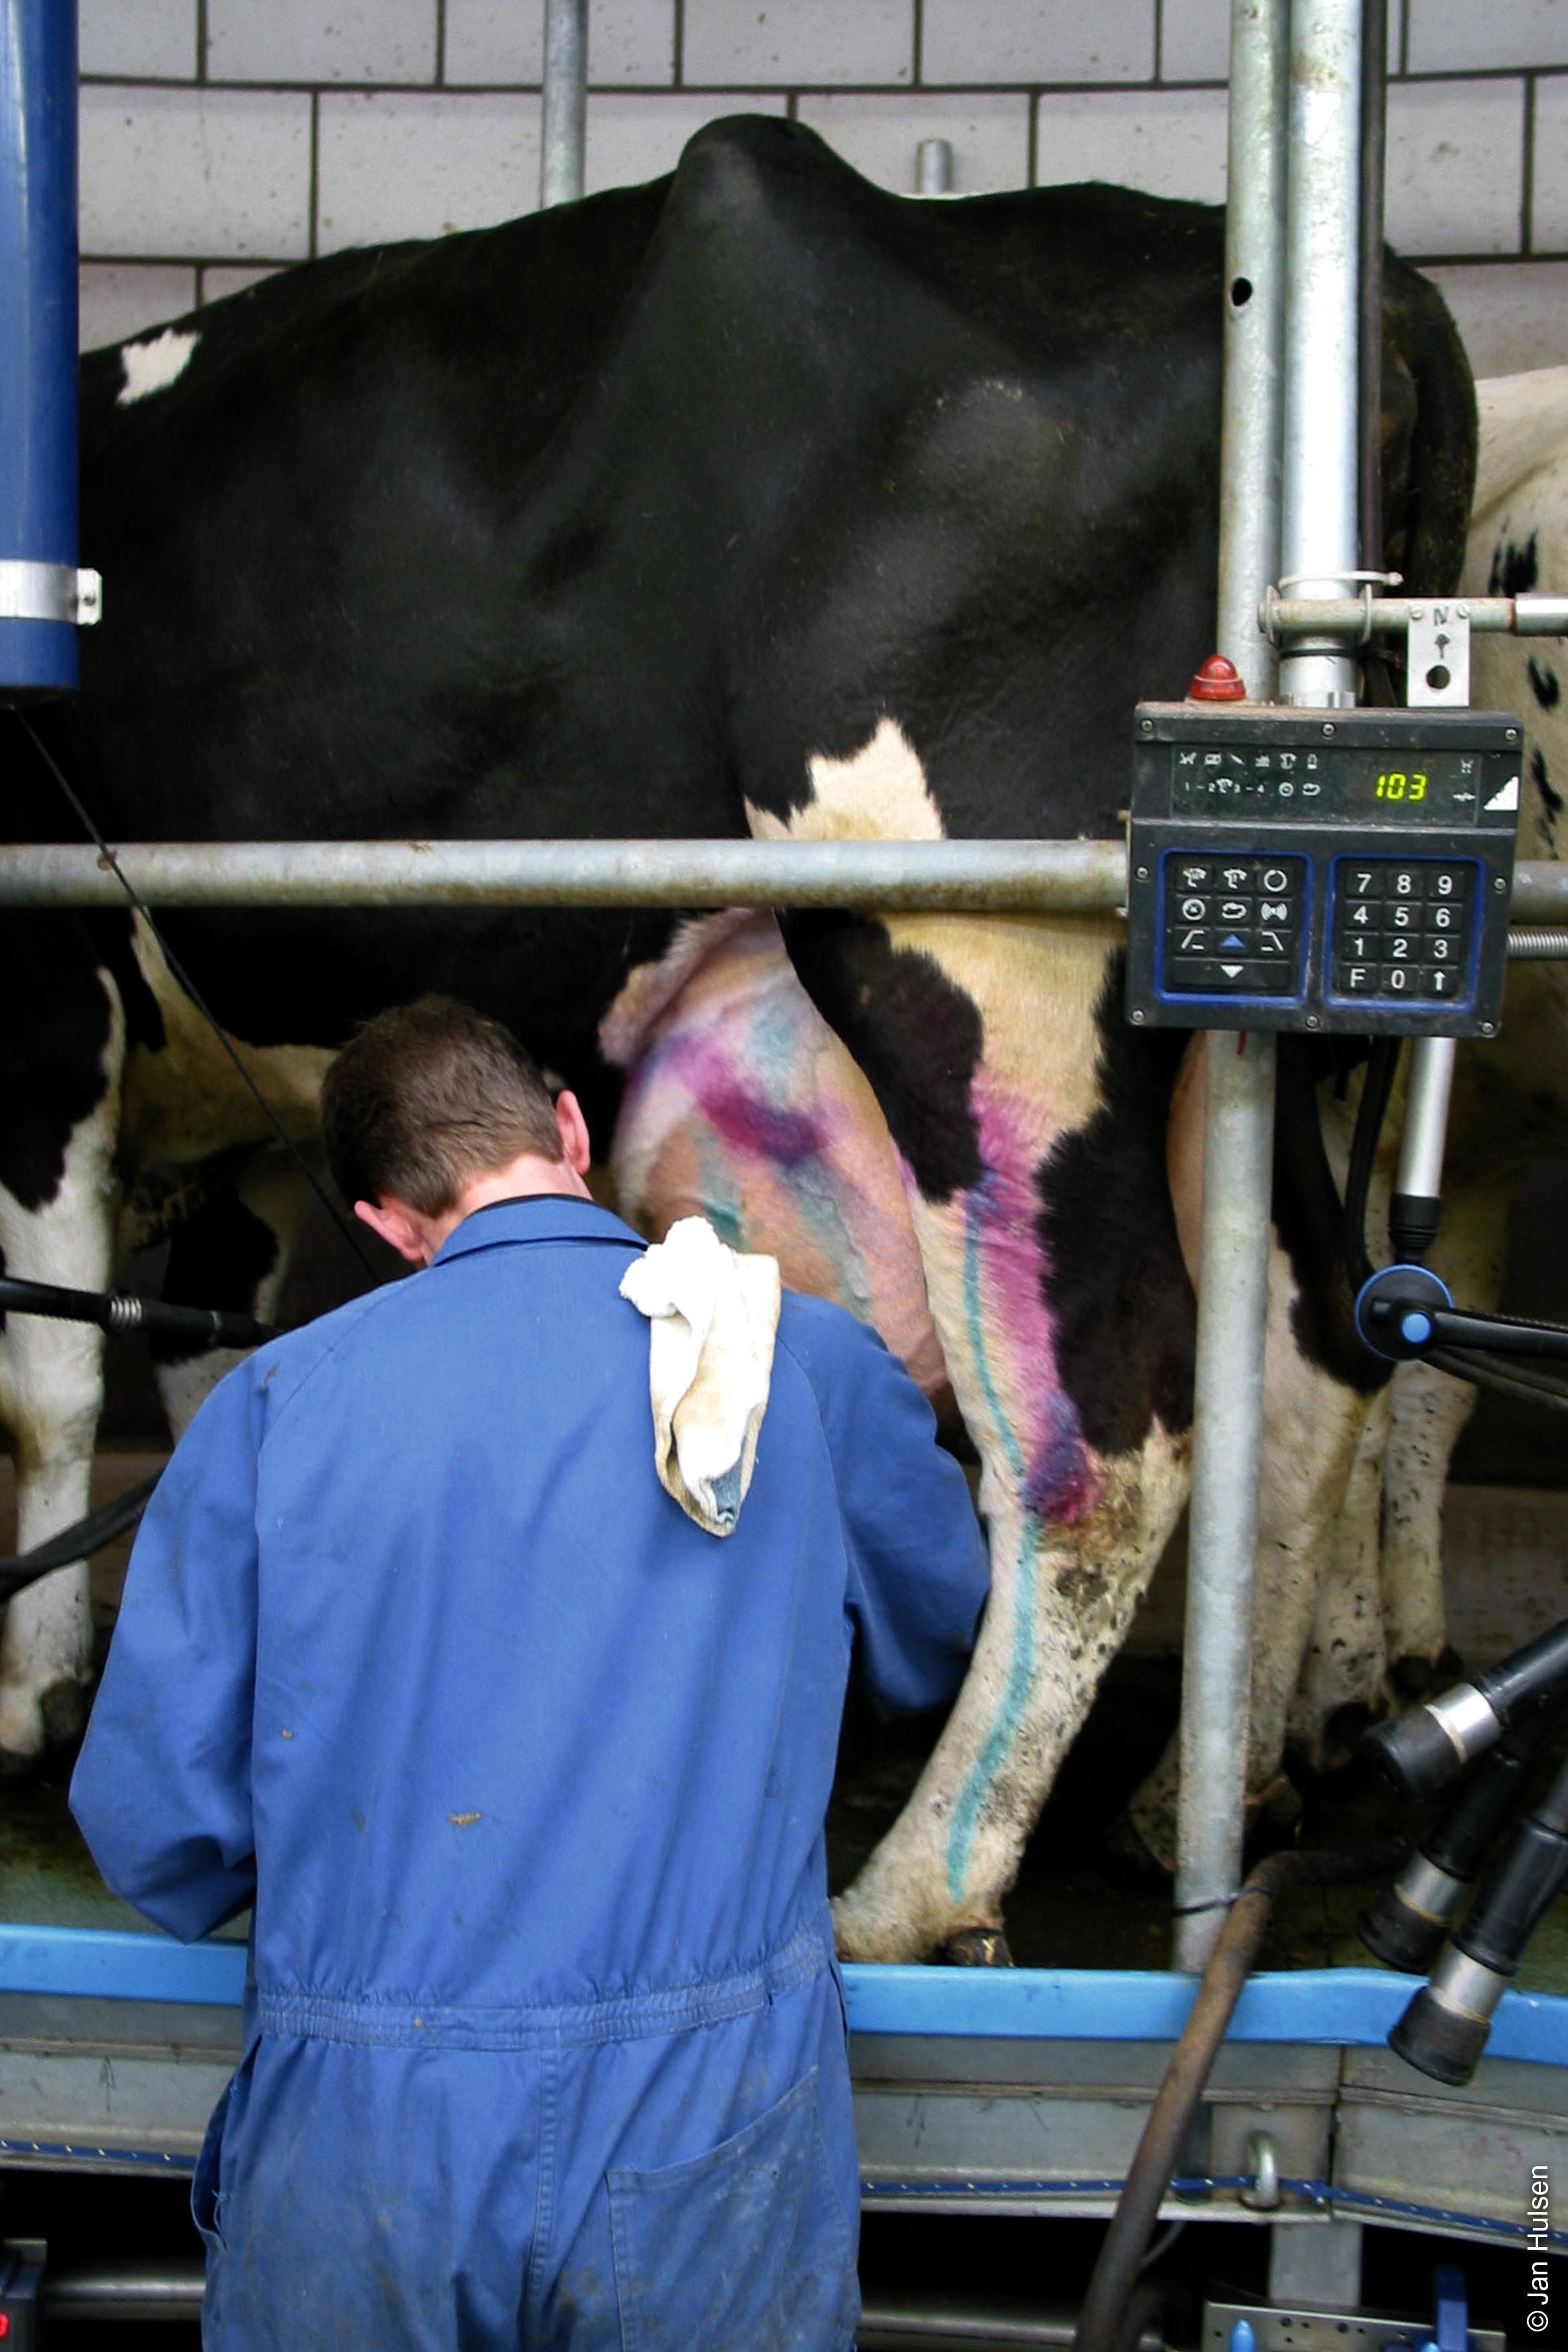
321,996,564,1214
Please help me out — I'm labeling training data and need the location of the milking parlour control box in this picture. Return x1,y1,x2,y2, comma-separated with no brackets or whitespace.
1125,704,1522,1038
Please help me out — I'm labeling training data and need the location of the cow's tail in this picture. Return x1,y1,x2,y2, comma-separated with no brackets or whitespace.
1381,256,1479,599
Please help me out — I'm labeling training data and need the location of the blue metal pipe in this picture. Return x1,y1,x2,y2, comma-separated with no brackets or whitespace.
1,0,81,694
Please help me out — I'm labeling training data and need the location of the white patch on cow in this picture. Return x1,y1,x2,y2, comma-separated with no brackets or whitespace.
745,715,945,844
1484,772,1520,812
117,327,200,408
0,982,125,1757
1472,366,1568,518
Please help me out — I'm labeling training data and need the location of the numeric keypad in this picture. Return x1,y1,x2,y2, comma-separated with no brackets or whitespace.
1328,858,1477,1004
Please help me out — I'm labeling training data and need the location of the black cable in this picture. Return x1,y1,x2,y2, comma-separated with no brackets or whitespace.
1426,1346,1568,1413
19,716,381,1284
0,1472,160,1603
0,1273,272,1352
1342,1036,1401,1291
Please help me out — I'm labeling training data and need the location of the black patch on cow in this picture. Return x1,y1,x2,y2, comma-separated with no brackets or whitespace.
1528,656,1561,712
1032,958,1196,1456
1488,532,1538,595
1272,1039,1390,1394
777,911,983,1202
0,915,118,1214
151,1192,281,1366
1533,744,1565,820
5,119,1475,1298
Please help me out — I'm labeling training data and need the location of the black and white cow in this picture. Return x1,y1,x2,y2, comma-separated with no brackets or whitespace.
1,118,1476,1958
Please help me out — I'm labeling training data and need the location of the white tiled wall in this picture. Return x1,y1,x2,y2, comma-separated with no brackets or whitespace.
76,0,1568,383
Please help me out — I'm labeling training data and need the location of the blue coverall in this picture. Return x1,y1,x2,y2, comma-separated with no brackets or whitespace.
70,1196,989,2351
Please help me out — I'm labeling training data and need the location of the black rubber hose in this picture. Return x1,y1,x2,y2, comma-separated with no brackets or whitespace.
1073,1843,1405,2352
0,1472,162,1603
1364,1617,1568,1801
1342,1038,1401,1293
1390,1746,1568,2084
1360,1696,1568,1971
0,1274,272,1353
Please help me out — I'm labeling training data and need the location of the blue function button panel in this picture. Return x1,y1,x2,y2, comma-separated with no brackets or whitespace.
1125,704,1522,1036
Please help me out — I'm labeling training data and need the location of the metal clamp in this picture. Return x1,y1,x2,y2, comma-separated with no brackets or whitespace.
0,561,102,626
1263,572,1403,649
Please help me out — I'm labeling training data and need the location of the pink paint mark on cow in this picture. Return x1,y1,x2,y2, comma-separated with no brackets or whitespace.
649,1032,828,1168
965,1071,1101,1526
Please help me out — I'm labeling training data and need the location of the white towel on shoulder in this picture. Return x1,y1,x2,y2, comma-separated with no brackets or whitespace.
619,1216,782,1537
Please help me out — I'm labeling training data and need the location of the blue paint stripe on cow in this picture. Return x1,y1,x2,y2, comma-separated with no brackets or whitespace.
946,1194,1037,1906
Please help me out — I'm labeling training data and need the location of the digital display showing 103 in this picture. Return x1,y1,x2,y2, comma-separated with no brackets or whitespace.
1168,744,1498,825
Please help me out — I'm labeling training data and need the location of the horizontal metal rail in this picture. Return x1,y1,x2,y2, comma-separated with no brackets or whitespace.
0,837,1129,913
1265,591,1568,639
1,840,1566,932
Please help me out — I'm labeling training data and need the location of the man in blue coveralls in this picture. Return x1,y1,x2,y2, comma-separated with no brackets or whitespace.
70,995,990,2351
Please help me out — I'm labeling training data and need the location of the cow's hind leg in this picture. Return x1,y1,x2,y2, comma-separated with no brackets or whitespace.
1125,1042,1387,1866
0,943,125,1760
1379,1174,1512,1689
1290,1382,1393,1767
787,915,1194,1960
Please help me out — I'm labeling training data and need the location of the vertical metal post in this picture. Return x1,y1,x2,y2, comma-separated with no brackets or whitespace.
916,139,955,196
0,0,82,694
1215,0,1290,702
1174,1021,1278,1974
540,0,588,210
1174,0,1367,1973
1279,0,1364,708
1170,0,1285,1974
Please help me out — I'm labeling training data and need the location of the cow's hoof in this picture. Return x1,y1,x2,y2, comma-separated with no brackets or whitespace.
1312,1701,1378,1774
1389,1645,1463,1702
40,1678,90,1753
935,1926,1014,1967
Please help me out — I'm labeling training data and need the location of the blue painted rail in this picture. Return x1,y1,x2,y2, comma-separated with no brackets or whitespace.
1,1924,1566,2067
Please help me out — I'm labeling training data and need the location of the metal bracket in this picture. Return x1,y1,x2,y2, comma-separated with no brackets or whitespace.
1206,2304,1504,2352
1407,601,1471,706
1239,2130,1282,2210
0,561,102,626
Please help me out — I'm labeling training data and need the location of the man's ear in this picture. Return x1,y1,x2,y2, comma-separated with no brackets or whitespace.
354,1196,431,1266
554,1089,592,1176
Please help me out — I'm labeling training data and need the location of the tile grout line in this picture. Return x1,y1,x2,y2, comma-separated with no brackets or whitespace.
308,88,319,262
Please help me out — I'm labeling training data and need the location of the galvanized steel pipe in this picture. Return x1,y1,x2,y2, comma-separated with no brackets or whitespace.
1278,0,1364,708
1216,0,1289,699
540,0,588,209
1170,0,1293,1976
0,840,1561,931
1511,865,1568,922
0,836,1130,911
1265,593,1568,639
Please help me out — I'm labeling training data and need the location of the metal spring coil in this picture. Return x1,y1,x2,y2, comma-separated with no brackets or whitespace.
1508,927,1568,959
